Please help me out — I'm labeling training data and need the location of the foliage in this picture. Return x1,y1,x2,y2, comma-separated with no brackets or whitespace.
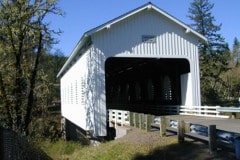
188,0,231,105
27,51,66,140
220,38,240,106
0,0,63,136
232,37,240,66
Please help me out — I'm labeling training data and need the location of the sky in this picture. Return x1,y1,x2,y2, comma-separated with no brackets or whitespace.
48,0,240,56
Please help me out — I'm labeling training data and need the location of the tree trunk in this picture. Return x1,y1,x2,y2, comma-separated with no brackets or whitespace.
14,33,25,132
24,32,43,135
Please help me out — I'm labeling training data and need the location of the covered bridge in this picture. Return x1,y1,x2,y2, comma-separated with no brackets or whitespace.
57,2,206,138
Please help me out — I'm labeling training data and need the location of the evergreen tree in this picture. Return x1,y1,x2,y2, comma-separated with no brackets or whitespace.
232,37,240,65
188,0,230,105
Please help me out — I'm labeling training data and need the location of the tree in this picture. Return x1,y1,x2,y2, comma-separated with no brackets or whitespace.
220,38,240,106
0,0,62,135
232,37,240,66
188,0,230,105
29,51,66,139
39,50,66,106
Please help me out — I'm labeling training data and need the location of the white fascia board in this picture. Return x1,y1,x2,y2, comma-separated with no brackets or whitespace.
85,3,151,36
57,36,87,78
150,5,207,42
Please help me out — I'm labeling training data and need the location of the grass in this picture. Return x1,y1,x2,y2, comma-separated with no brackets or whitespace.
37,139,83,159
37,137,178,160
36,128,236,160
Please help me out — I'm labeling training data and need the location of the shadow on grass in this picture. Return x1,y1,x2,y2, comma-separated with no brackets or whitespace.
133,141,236,160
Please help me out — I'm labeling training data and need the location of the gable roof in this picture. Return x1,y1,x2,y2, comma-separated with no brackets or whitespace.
57,2,207,78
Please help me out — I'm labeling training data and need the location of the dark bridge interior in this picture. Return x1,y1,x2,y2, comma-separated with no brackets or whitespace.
105,57,190,115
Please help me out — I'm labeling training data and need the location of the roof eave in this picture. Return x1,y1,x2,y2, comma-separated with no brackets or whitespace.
56,35,88,78
85,3,151,36
84,3,207,42
57,2,207,78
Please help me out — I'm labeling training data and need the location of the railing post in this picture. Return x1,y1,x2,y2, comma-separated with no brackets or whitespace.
160,116,166,137
114,111,117,127
178,120,185,144
121,111,125,126
204,106,207,116
133,112,136,127
139,113,144,129
135,113,139,128
216,106,220,116
146,114,154,132
129,112,134,126
208,125,217,154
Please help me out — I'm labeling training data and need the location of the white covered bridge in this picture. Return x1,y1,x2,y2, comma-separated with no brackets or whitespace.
57,2,206,139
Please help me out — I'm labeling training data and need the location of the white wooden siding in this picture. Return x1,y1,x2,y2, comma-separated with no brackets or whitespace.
60,7,202,137
61,50,90,132
93,10,198,57
181,73,193,106
61,47,107,136
84,47,107,136
92,9,201,107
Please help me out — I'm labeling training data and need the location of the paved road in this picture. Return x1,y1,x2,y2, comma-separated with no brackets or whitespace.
165,115,240,133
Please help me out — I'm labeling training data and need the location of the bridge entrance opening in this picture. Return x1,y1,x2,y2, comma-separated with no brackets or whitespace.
105,57,190,115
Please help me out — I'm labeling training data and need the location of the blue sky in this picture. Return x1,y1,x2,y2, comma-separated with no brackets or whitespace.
48,0,240,56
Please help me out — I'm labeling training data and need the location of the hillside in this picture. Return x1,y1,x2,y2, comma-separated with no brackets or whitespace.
39,127,236,160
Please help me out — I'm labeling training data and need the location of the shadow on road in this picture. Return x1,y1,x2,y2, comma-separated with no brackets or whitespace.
133,140,236,160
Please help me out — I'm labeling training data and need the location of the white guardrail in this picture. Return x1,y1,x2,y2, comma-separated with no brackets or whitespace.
179,106,231,118
216,107,240,113
109,106,240,126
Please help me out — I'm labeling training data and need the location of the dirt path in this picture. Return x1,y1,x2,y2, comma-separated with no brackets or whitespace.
115,127,236,160
115,127,163,144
